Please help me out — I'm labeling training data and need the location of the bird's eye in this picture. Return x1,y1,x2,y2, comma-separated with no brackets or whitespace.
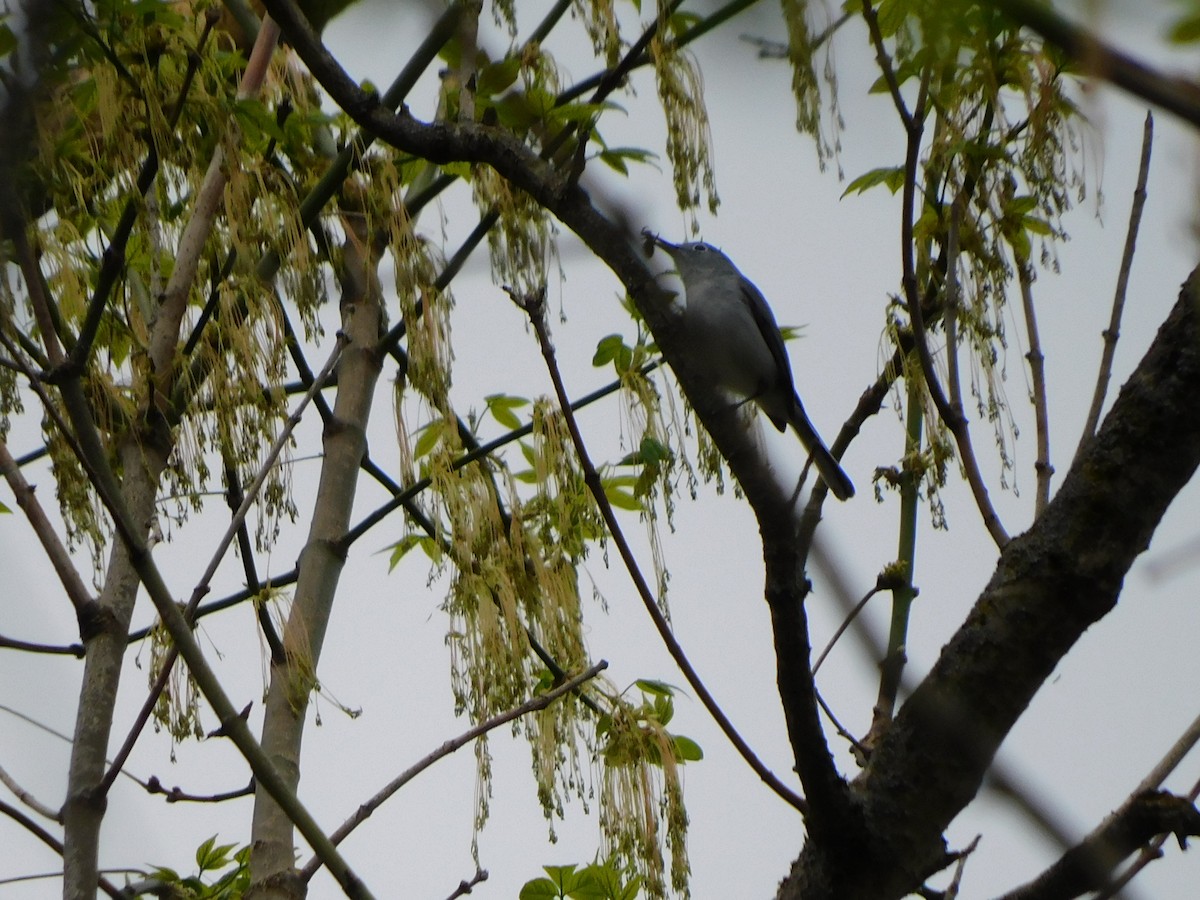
694,244,709,252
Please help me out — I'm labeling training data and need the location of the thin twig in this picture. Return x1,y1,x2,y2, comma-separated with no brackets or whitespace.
861,0,912,130
872,378,924,730
1015,261,1052,514
509,285,807,814
220,455,285,662
1076,110,1153,459
0,763,60,821
0,703,144,790
813,688,867,759
145,776,255,804
942,834,981,899
0,439,96,633
444,868,489,900
298,662,607,882
899,68,1009,547
812,584,882,675
0,800,125,899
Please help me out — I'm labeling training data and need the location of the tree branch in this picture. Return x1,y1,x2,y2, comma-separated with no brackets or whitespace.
987,0,1200,129
1015,261,1052,515
148,17,281,411
509,285,807,813
997,790,1200,900
0,438,98,638
841,269,1200,898
1075,110,1154,460
0,800,125,900
899,67,1010,547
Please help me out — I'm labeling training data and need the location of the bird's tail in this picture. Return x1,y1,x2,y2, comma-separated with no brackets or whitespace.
788,403,855,501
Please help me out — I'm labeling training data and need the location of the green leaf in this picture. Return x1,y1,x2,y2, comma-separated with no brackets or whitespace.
542,864,586,893
551,99,621,126
592,334,621,365
639,436,670,464
232,98,286,146
841,166,905,197
875,0,908,38
592,334,633,371
413,419,446,459
477,56,522,96
597,146,657,176
1168,12,1200,43
0,501,10,514
603,478,642,511
441,160,473,180
387,533,442,570
672,734,704,762
1008,226,1031,262
635,678,674,697
485,393,530,430
576,862,634,900
667,10,704,38
617,435,672,469
1006,195,1039,215
194,835,213,868
0,22,16,57
1022,216,1053,236
519,877,563,899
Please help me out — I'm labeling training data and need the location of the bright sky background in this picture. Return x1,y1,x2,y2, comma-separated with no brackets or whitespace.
3,1,1200,897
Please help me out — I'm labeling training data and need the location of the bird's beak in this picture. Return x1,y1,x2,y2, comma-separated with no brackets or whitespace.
640,228,678,257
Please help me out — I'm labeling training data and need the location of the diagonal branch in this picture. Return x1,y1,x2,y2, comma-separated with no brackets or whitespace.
996,790,1200,900
1002,708,1200,900
0,438,98,638
847,269,1200,897
1075,110,1154,461
899,67,1010,547
861,0,912,130
0,800,125,900
510,285,808,814
148,17,281,411
987,0,1200,129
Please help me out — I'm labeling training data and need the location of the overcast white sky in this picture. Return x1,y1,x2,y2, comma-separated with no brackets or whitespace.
3,1,1200,897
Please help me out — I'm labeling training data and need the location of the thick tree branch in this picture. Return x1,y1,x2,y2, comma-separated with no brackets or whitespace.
823,270,1200,898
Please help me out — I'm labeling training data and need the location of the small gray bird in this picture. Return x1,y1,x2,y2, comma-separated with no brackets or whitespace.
646,232,854,501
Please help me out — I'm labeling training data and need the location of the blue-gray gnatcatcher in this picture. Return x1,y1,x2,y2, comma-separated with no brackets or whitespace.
645,231,855,501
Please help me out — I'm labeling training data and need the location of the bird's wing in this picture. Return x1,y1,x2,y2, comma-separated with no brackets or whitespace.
738,275,797,395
